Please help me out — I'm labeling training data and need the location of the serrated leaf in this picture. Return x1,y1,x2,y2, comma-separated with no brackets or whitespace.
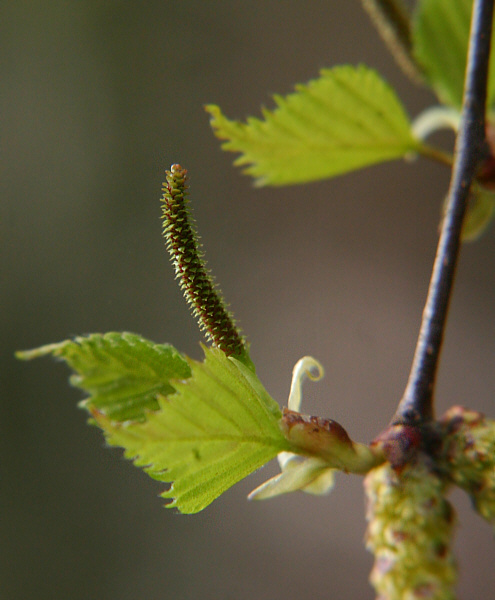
207,65,422,186
93,347,290,513
413,0,495,109
17,332,191,422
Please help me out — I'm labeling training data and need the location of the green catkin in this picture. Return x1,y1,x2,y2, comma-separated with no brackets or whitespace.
161,165,247,361
440,406,495,528
364,461,457,600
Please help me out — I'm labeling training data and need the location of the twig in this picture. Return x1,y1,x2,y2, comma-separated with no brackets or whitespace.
392,0,493,425
360,0,423,83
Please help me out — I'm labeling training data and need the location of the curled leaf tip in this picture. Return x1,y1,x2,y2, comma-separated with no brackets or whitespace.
411,106,460,141
287,356,324,412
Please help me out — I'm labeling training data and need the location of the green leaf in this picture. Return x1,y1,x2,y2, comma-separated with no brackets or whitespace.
462,186,495,241
206,65,422,186
92,347,290,513
413,0,495,109
17,332,191,422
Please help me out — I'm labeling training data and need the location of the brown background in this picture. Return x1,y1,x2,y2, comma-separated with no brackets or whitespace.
2,2,494,599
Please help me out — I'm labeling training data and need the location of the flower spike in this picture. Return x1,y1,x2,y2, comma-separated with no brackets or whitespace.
161,165,251,367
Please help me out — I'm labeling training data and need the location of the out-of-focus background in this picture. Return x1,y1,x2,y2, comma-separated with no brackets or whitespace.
2,2,494,599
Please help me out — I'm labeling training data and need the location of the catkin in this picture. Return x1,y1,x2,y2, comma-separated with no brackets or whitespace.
161,165,246,359
364,461,457,600
440,406,495,528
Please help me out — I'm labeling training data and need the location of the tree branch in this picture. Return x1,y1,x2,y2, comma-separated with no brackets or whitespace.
392,0,493,425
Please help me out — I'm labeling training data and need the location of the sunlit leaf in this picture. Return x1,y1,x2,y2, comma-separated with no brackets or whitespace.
17,332,191,422
413,0,495,109
92,347,290,513
207,65,422,186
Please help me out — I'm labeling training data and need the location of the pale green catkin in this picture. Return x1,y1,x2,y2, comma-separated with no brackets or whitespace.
440,406,495,528
364,461,457,600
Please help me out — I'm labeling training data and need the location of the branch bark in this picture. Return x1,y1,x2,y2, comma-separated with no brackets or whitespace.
392,0,493,426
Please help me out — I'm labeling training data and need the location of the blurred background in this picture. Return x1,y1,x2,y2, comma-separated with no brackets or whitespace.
2,2,494,599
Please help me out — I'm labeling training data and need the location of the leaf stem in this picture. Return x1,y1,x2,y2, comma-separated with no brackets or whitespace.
360,0,423,83
392,0,493,425
417,144,453,168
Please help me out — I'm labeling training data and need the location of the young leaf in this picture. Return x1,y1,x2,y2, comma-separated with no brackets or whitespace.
17,332,191,422
248,455,336,501
413,0,495,109
91,347,290,514
461,186,495,241
206,65,422,186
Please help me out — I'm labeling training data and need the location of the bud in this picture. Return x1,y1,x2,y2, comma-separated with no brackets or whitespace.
249,356,383,501
440,406,495,527
281,408,381,473
249,356,337,500
365,461,457,599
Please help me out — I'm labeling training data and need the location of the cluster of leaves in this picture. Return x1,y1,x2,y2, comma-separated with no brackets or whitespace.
19,335,289,514
17,0,494,537
16,2,495,598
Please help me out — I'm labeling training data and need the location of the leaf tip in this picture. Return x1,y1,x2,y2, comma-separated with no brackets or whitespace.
15,342,65,361
205,104,223,129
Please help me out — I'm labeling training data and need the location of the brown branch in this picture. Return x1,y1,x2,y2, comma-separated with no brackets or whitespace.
392,0,493,425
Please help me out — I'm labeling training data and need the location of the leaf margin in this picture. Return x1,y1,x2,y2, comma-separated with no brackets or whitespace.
91,346,291,514
207,64,423,186
16,331,192,422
